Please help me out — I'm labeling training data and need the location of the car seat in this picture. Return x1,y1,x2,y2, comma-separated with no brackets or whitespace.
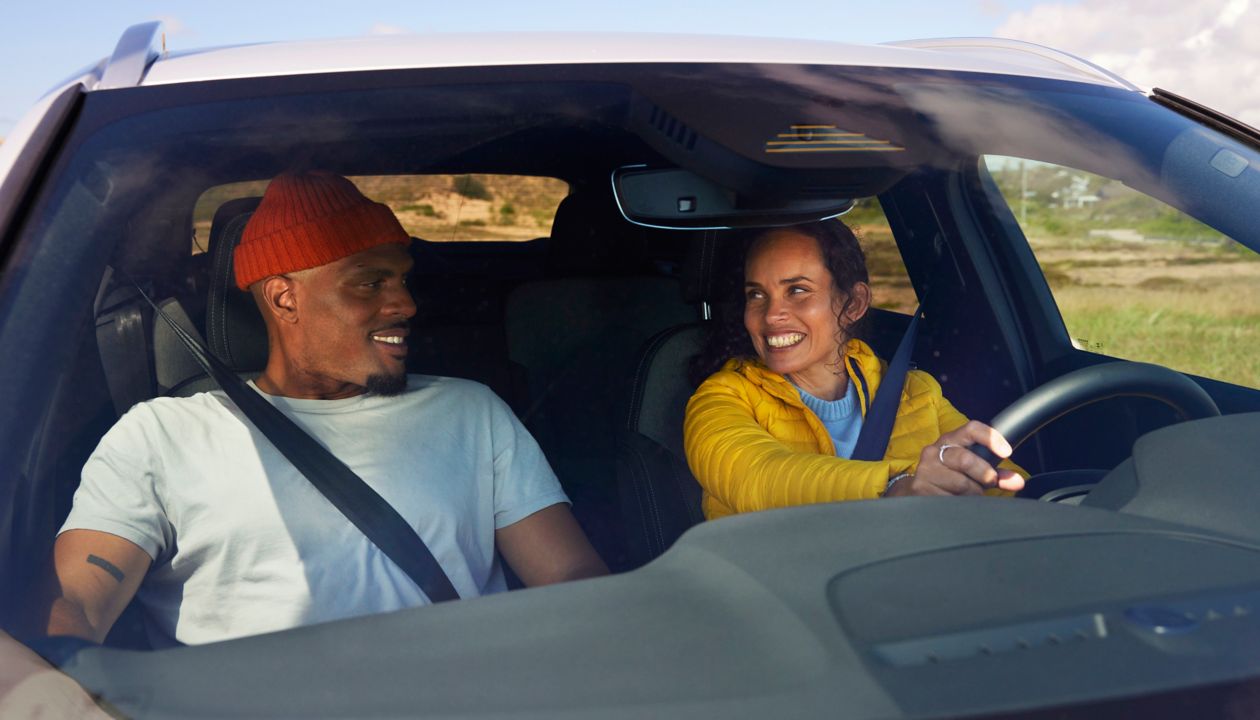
616,231,720,568
504,190,698,570
184,196,528,406
615,230,920,568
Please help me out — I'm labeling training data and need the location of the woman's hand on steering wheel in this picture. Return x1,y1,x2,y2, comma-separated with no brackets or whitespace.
884,421,1026,497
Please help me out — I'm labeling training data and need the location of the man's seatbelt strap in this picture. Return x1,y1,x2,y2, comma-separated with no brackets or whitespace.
849,306,922,462
130,280,461,603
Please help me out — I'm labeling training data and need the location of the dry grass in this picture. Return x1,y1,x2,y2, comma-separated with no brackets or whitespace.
858,224,918,313
1052,265,1260,388
865,227,1260,389
191,174,567,251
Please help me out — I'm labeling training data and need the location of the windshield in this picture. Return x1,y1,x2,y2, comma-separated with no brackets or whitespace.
4,59,1260,717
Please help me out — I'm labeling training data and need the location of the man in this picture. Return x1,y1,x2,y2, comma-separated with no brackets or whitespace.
40,171,607,647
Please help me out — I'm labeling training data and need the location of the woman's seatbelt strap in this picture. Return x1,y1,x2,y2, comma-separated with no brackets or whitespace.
849,307,922,462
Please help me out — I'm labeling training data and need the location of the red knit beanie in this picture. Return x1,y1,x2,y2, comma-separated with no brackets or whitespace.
233,171,410,290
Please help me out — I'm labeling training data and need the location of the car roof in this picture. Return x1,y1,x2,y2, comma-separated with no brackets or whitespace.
0,25,1145,206
93,26,1139,92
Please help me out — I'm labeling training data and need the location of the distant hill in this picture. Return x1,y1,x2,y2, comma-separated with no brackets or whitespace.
987,160,1225,243
192,173,569,249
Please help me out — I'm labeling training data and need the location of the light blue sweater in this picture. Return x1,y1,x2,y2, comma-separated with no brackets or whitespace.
795,382,864,459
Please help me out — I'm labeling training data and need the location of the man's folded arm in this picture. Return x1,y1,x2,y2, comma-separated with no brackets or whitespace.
41,530,152,644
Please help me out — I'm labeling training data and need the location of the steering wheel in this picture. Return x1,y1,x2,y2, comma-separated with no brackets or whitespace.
967,361,1221,497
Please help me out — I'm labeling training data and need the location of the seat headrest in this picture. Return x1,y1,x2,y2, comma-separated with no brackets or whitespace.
680,229,754,307
206,197,268,371
680,231,718,305
545,190,649,276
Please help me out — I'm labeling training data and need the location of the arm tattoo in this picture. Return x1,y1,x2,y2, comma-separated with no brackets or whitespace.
86,554,125,583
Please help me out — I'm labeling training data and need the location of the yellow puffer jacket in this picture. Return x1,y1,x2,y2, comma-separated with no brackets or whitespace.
684,338,1010,520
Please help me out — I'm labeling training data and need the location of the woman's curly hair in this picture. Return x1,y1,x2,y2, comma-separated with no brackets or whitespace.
688,220,870,387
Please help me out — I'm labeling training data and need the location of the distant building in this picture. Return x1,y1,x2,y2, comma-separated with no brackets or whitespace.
1051,173,1100,208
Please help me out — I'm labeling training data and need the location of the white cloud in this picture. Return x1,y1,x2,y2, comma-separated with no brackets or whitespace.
1221,0,1250,25
367,23,411,35
995,0,1260,126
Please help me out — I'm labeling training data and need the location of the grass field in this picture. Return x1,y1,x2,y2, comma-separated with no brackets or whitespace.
1036,235,1260,388
856,219,1260,389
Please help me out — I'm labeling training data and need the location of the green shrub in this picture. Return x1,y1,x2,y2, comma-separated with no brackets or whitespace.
1137,276,1201,291
399,203,438,216
1138,212,1224,242
452,175,492,200
1041,266,1075,289
498,203,516,225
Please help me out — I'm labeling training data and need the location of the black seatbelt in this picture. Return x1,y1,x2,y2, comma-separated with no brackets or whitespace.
849,306,922,462
128,280,460,604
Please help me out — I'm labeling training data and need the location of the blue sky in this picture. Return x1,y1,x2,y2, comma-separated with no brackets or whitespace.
3,0,1256,137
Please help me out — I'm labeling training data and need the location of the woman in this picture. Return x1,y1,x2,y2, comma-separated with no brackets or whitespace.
683,221,1025,520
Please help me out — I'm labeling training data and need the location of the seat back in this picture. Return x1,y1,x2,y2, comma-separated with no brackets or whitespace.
615,231,728,568
95,271,212,412
624,324,704,462
206,197,268,374
617,324,706,568
616,305,919,569
152,297,214,396
94,281,158,415
504,191,697,569
196,195,531,405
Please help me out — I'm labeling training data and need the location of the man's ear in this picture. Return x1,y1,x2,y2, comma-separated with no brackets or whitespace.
841,281,872,327
257,275,299,324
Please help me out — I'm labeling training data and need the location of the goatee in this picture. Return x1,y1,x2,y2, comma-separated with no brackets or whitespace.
365,372,407,396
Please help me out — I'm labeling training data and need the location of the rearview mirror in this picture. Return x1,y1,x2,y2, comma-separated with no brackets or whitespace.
611,166,854,230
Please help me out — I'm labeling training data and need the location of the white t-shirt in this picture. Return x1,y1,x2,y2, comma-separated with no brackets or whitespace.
60,375,568,646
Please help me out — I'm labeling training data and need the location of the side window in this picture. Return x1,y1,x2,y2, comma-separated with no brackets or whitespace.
192,174,569,253
983,156,1260,389
846,198,916,314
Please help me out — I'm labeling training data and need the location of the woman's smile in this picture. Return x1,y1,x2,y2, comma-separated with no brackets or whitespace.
765,332,806,349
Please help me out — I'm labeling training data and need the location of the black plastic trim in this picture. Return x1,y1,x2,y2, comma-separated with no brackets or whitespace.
1150,87,1260,153
0,84,84,259
963,158,1074,369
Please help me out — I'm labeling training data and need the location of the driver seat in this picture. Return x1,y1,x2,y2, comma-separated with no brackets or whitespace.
617,325,706,568
616,233,722,568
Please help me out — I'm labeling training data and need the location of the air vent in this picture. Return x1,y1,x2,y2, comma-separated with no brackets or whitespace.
765,125,904,154
874,587,1260,668
646,106,698,151
873,613,1107,667
1124,588,1259,635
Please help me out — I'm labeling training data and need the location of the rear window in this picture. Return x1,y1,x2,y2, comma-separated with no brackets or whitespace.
193,174,569,253
844,199,915,314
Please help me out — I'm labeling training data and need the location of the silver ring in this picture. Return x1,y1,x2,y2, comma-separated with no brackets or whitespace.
938,444,961,465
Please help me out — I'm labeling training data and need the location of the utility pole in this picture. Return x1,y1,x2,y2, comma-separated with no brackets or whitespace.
1020,159,1028,227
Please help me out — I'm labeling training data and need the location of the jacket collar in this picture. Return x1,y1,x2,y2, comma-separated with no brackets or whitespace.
724,338,887,416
